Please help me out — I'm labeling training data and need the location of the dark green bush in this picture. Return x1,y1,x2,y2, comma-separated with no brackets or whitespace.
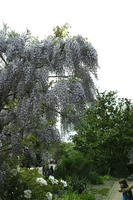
80,192,95,200
88,172,104,184
66,176,88,193
59,191,95,200
55,149,92,180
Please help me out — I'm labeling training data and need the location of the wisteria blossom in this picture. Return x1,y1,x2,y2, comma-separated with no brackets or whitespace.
0,25,98,183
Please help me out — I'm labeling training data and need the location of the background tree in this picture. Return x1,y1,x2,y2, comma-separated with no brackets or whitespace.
73,91,133,177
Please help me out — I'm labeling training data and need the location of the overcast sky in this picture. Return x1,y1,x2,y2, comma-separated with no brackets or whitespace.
0,0,133,100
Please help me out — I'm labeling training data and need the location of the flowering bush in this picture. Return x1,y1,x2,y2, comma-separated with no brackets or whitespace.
0,167,67,200
24,190,32,199
36,177,48,185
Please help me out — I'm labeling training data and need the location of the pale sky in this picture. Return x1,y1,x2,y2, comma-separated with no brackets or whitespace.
0,0,133,100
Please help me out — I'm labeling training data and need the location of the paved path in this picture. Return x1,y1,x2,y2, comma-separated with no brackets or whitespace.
107,181,133,200
107,182,121,200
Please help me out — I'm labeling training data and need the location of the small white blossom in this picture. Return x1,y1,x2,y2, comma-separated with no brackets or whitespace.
46,192,53,200
49,175,58,184
49,175,55,181
36,177,47,185
24,189,32,199
60,179,67,187
29,168,34,170
53,179,58,184
38,167,43,175
51,178,59,184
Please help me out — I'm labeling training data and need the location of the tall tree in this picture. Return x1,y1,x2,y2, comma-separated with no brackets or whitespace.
0,24,98,181
73,91,133,176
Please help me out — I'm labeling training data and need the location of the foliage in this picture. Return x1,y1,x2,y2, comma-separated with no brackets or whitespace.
79,192,95,200
0,24,98,185
0,23,98,150
51,23,71,39
73,91,133,176
50,142,74,161
55,146,92,180
0,167,67,200
87,172,104,185
95,188,109,196
58,192,95,200
66,176,88,193
53,142,105,193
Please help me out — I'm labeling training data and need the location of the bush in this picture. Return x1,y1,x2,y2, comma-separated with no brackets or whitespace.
55,149,92,180
59,192,81,200
96,188,109,196
80,192,95,200
88,172,104,184
0,167,68,200
59,192,95,200
66,176,88,193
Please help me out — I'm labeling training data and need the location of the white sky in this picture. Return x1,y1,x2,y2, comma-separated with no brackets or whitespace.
0,0,133,100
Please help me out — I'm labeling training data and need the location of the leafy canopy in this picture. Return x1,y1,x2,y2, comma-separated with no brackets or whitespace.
73,91,133,176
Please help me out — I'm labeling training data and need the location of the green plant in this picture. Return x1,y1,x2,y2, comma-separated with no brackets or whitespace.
96,188,109,196
58,192,81,200
73,91,133,177
88,172,104,184
66,176,88,193
0,167,67,200
80,192,95,200
59,192,95,200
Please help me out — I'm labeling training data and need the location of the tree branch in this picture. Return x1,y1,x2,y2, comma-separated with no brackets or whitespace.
48,76,69,78
0,53,7,65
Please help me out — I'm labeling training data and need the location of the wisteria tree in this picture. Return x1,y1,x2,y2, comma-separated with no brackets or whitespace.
0,24,98,177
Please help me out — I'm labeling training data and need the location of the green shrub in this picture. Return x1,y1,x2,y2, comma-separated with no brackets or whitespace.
0,167,67,200
59,192,81,200
55,149,93,181
101,175,112,181
96,188,109,196
59,192,95,200
80,192,95,200
66,176,87,193
88,172,104,184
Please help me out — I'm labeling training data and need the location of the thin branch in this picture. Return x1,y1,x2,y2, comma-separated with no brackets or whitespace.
42,103,74,121
48,76,70,78
0,53,7,65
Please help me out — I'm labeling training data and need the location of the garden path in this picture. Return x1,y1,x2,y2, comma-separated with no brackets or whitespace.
107,182,121,200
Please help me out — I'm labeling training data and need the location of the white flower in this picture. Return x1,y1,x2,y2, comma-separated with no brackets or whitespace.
36,177,47,185
29,167,34,170
60,179,67,187
49,175,58,184
51,179,59,184
38,167,43,175
24,189,32,199
53,179,58,184
49,175,54,181
46,192,53,200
